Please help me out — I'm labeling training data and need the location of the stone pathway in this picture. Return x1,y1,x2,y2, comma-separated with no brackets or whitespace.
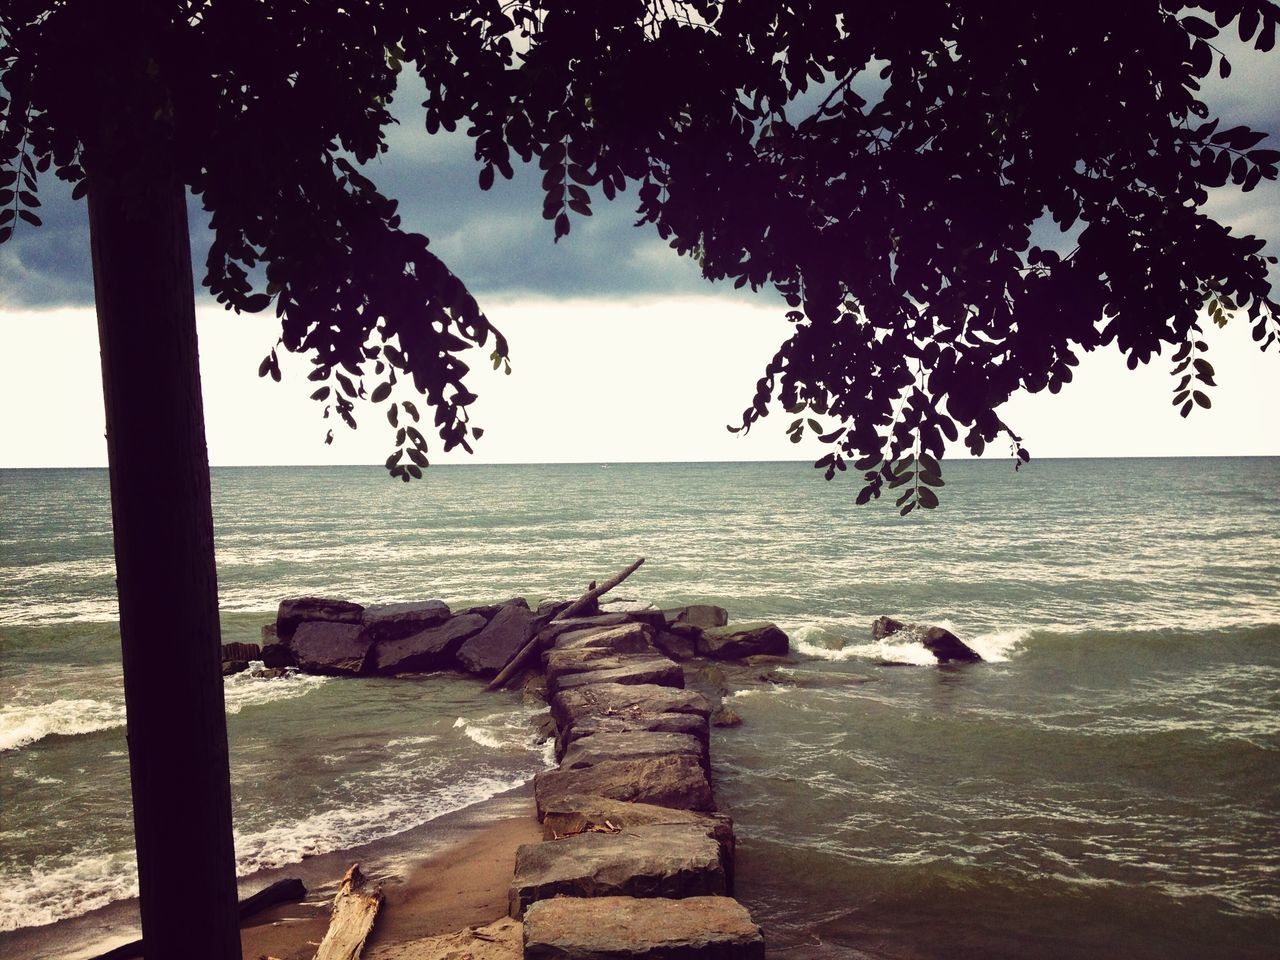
508,610,767,958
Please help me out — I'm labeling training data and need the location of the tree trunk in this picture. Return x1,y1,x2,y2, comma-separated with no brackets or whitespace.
87,84,241,960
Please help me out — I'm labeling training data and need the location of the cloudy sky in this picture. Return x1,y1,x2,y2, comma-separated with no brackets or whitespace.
2,33,1279,469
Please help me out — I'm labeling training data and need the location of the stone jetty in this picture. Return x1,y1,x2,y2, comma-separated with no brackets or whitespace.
248,582,783,958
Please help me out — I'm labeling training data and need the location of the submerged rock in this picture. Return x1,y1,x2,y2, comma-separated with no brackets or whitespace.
872,616,983,664
697,622,789,659
710,705,743,728
522,896,764,960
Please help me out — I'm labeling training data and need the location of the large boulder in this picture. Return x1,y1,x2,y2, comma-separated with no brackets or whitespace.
872,617,983,663
550,657,685,695
661,605,729,630
291,621,372,675
597,601,668,632
534,754,715,818
509,824,726,917
370,613,487,674
523,896,764,960
696,622,789,660
276,596,363,641
360,600,451,642
538,795,734,888
454,600,536,676
560,730,707,772
551,623,655,654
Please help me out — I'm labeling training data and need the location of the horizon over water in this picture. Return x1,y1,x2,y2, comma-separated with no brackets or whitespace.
1,458,1277,959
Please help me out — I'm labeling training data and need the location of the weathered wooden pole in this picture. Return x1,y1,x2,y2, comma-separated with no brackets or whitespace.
85,15,241,959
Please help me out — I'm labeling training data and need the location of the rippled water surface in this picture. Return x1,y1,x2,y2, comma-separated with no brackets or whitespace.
1,459,1278,958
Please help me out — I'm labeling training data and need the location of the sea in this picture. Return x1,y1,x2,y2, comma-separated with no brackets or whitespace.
1,459,1277,959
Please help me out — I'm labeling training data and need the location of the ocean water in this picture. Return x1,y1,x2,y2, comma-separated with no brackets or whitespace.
1,459,1278,959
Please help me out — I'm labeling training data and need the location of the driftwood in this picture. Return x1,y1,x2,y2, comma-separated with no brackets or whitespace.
89,877,307,960
313,863,382,960
486,557,645,692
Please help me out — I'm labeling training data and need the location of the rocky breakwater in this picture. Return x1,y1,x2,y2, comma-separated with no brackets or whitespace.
505,604,782,959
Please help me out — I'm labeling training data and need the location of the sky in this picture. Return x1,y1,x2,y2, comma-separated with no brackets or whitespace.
2,30,1279,469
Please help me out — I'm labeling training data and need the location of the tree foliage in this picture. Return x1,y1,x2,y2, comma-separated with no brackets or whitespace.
3,0,1278,508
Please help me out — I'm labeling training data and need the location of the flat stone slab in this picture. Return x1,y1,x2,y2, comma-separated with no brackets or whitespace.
291,621,371,675
536,614,632,646
540,794,735,888
661,605,729,629
370,613,487,674
551,622,656,654
543,645,661,685
534,754,715,819
360,600,451,642
560,730,707,772
697,621,789,659
509,824,726,917
551,658,685,694
523,896,764,959
551,683,712,759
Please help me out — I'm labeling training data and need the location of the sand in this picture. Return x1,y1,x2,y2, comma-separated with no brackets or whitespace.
238,814,542,960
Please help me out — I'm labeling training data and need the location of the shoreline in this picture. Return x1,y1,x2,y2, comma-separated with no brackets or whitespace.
0,783,540,960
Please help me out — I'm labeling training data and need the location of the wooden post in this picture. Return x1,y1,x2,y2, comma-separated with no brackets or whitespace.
86,19,241,959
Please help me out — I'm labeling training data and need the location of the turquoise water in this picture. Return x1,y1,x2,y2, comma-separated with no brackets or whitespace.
1,460,1278,958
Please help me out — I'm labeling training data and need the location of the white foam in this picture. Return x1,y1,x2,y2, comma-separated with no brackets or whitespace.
0,850,138,932
222,665,327,715
0,698,126,752
966,628,1030,663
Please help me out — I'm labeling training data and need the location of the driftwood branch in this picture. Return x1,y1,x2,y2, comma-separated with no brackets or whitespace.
313,863,382,960
89,878,307,960
486,557,645,691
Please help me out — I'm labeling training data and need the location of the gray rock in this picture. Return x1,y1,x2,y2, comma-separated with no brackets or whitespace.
561,730,707,773
539,795,735,889
221,660,249,676
653,624,700,661
552,682,712,759
276,596,364,641
697,621,789,660
360,600,451,641
260,623,295,667
552,622,656,654
536,614,631,647
509,824,726,917
597,601,668,631
522,896,764,959
872,617,983,664
454,600,536,676
370,613,487,673
710,705,743,728
291,621,372,675
534,754,715,818
552,658,686,694
221,641,261,662
661,605,729,629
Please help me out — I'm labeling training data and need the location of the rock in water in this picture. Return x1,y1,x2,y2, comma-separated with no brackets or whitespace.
534,754,715,817
919,625,983,663
455,600,536,676
522,896,764,960
360,600,451,641
697,622,789,659
291,621,372,675
370,613,487,674
661,604,729,629
276,596,364,641
872,617,983,664
260,623,296,667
